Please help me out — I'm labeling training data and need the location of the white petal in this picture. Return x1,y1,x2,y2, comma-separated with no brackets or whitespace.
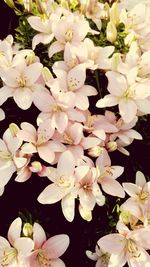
38,183,67,204
57,150,75,177
8,217,22,246
61,194,75,222
48,41,64,58
14,88,32,110
135,171,146,187
96,95,118,108
33,223,46,249
42,234,69,258
14,237,34,257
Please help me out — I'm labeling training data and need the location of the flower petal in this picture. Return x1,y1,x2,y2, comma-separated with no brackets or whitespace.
8,217,22,246
42,234,69,258
33,222,46,249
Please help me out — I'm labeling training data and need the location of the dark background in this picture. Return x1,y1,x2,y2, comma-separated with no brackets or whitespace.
0,2,150,267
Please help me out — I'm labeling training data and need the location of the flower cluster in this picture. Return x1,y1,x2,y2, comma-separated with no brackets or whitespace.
0,217,69,267
1,0,150,266
87,171,150,267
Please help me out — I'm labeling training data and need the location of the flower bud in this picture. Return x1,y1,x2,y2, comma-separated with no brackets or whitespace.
106,141,117,152
26,51,36,65
23,223,33,237
106,21,117,43
79,205,92,221
4,0,15,8
42,67,53,83
29,161,42,173
9,123,20,137
111,52,121,71
88,146,104,157
109,2,120,26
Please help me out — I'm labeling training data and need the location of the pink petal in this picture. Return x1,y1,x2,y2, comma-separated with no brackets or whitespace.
67,109,85,122
38,183,67,204
75,165,90,180
48,41,64,58
42,234,69,258
81,137,100,149
120,198,142,219
67,64,86,90
69,122,83,145
24,62,43,85
75,93,89,110
132,229,150,249
57,150,75,177
0,85,13,105
14,237,34,257
48,258,65,267
135,171,146,187
101,177,125,198
109,252,126,267
0,236,10,249
106,71,127,96
38,144,55,164
0,161,16,188
0,68,19,87
52,112,68,134
79,85,97,96
98,234,125,254
14,88,32,110
96,94,118,108
8,217,22,246
37,119,54,144
32,33,54,50
15,168,32,182
33,223,46,249
61,194,75,222
79,189,96,210
21,143,37,154
122,182,141,197
33,90,55,112
119,99,137,123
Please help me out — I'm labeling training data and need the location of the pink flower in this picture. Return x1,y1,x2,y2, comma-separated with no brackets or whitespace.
121,171,150,219
95,156,125,198
0,59,43,109
33,83,85,133
96,71,150,122
17,121,65,164
86,244,110,267
0,217,34,267
0,127,23,195
52,64,97,110
27,222,69,267
98,221,150,267
38,151,76,221
48,12,98,57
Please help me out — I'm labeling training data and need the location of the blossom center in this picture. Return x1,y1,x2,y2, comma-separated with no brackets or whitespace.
63,132,74,145
127,239,141,258
52,104,62,113
57,175,72,188
0,150,12,159
16,75,27,88
0,247,17,266
68,77,80,91
64,29,73,42
139,190,149,202
122,89,135,100
37,252,51,267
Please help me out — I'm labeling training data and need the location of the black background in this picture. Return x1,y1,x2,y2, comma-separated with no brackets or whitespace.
0,2,150,267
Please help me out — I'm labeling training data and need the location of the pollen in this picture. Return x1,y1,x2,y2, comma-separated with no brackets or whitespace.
16,75,27,88
64,29,73,42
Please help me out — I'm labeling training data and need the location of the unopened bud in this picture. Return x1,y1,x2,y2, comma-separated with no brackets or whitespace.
109,2,120,26
88,146,104,157
111,53,121,71
42,67,53,83
23,223,33,237
23,0,32,12
124,32,136,47
4,0,15,8
106,141,117,152
79,205,92,221
26,51,36,65
9,123,20,137
29,161,42,173
106,21,117,43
